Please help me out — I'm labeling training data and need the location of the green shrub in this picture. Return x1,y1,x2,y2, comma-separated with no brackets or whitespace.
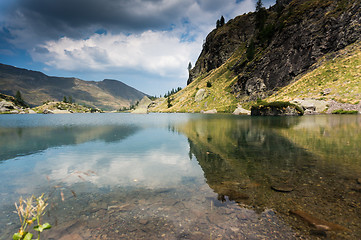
332,109,358,114
251,101,304,115
246,40,255,61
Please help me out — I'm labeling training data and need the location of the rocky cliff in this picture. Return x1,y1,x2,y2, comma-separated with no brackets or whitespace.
188,0,361,102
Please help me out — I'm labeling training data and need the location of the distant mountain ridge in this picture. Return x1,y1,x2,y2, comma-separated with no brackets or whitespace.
0,63,148,110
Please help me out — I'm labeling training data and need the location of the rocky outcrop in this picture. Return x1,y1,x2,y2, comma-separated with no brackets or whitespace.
291,99,329,115
325,100,361,114
0,98,34,114
194,89,208,102
188,0,361,102
233,106,251,115
200,109,217,114
251,101,303,116
42,109,54,114
187,13,256,85
33,101,102,114
0,100,16,113
131,96,152,114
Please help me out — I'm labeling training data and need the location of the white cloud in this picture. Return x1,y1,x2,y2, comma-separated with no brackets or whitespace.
31,30,201,78
28,0,258,79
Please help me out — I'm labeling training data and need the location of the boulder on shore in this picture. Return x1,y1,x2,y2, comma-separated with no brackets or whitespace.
201,109,217,114
251,101,303,116
233,106,251,115
291,99,329,114
43,109,54,114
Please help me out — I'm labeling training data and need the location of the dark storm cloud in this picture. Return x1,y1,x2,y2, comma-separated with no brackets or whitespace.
1,0,278,48
7,0,193,40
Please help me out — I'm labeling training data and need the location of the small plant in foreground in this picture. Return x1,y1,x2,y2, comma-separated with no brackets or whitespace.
13,194,51,240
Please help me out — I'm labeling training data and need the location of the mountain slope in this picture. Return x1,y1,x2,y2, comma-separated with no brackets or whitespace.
267,40,361,104
153,0,361,113
0,63,147,110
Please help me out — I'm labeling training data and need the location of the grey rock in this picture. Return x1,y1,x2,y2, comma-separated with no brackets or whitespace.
201,109,217,114
271,185,294,193
52,109,71,114
233,106,251,115
131,96,152,114
27,109,36,114
291,99,329,114
195,89,208,102
43,109,54,114
0,101,15,110
245,77,267,101
251,105,303,116
188,0,361,103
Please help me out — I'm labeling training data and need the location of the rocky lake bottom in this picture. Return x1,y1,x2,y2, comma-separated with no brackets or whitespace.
0,113,360,239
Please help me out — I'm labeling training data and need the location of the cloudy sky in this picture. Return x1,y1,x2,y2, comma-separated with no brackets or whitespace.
0,0,275,96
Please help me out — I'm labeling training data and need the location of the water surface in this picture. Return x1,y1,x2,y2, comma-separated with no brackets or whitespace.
0,113,360,239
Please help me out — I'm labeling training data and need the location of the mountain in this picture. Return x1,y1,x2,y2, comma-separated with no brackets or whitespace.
0,63,148,110
150,0,361,113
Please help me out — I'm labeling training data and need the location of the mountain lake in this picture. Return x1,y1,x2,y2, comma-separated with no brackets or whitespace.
0,113,360,239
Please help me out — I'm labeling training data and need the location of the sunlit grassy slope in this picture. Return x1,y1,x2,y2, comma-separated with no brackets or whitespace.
151,40,361,113
267,41,361,104
150,46,248,113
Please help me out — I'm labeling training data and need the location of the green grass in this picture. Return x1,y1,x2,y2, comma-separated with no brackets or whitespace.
267,41,361,104
332,109,359,114
150,0,360,113
150,45,246,113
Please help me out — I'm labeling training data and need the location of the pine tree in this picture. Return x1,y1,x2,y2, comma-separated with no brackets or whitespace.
15,90,28,107
256,0,263,12
220,16,225,27
246,40,255,61
187,62,192,72
255,0,267,30
167,96,172,108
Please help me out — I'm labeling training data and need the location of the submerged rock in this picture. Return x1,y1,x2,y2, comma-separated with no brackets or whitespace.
290,210,348,232
357,178,361,185
271,185,294,193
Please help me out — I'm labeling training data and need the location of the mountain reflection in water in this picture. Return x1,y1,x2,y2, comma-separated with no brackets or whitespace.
176,115,361,239
0,114,360,239
0,125,140,161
